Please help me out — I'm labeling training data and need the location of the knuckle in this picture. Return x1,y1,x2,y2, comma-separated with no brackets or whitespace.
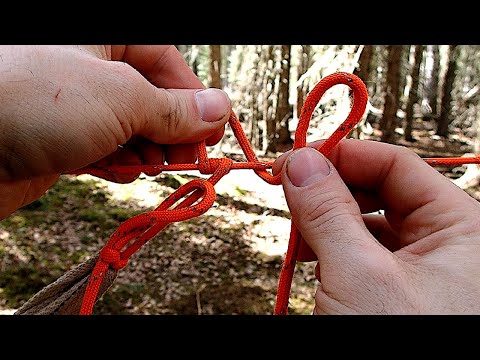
159,90,183,138
153,89,196,143
396,145,421,161
153,46,178,70
300,190,359,233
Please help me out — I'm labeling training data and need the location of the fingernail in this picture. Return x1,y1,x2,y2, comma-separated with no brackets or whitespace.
195,88,231,122
287,148,331,187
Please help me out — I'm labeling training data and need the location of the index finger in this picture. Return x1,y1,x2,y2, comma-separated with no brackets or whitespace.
111,45,204,89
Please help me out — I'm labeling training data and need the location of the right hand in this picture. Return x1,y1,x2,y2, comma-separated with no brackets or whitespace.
273,139,480,314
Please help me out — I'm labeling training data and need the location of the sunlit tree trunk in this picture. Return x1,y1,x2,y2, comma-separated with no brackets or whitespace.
222,45,234,89
296,45,311,119
354,45,373,83
227,45,262,152
248,46,266,150
437,45,458,137
369,46,388,113
209,45,222,89
370,45,382,99
351,45,374,139
424,45,441,116
404,45,424,142
267,45,292,154
189,45,199,76
380,45,403,143
264,46,280,154
262,46,276,154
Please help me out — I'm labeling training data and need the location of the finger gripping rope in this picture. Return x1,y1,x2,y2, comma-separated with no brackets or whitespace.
71,71,480,315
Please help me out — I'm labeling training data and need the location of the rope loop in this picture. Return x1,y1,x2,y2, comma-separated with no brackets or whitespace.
157,178,216,214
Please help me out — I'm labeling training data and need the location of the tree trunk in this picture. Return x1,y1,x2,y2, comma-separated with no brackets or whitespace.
248,47,261,149
262,46,276,154
189,45,199,76
296,45,311,119
424,45,441,116
208,45,222,89
243,45,265,150
370,45,385,105
404,45,424,142
353,45,373,83
268,45,292,154
351,45,374,139
221,45,234,89
380,45,403,143
437,45,458,137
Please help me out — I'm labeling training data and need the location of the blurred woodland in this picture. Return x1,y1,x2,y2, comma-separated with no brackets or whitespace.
1,45,479,315
175,44,480,189
178,45,478,150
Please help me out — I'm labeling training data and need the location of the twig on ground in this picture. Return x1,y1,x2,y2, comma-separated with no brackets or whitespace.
196,284,207,315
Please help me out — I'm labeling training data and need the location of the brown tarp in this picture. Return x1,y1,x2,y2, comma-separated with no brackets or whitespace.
15,253,116,315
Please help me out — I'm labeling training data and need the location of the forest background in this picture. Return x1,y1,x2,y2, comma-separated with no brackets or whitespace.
1,45,479,314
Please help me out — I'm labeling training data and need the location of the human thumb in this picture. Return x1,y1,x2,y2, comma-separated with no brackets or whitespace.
137,87,231,144
281,147,386,269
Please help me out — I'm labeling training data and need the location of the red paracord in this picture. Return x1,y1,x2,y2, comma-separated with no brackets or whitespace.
71,72,480,315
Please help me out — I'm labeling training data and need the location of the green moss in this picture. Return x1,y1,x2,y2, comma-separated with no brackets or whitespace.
233,186,250,196
107,208,142,222
24,177,106,213
2,215,28,228
78,207,108,223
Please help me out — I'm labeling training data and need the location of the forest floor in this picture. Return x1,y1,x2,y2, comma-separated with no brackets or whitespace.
1,119,479,315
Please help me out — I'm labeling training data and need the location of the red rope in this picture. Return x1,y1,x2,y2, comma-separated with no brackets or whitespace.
70,72,480,315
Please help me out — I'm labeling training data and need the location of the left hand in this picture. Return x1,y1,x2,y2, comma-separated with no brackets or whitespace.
0,45,231,219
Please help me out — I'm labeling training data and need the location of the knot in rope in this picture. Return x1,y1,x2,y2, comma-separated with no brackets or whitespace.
100,248,128,270
206,157,234,185
198,157,222,175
